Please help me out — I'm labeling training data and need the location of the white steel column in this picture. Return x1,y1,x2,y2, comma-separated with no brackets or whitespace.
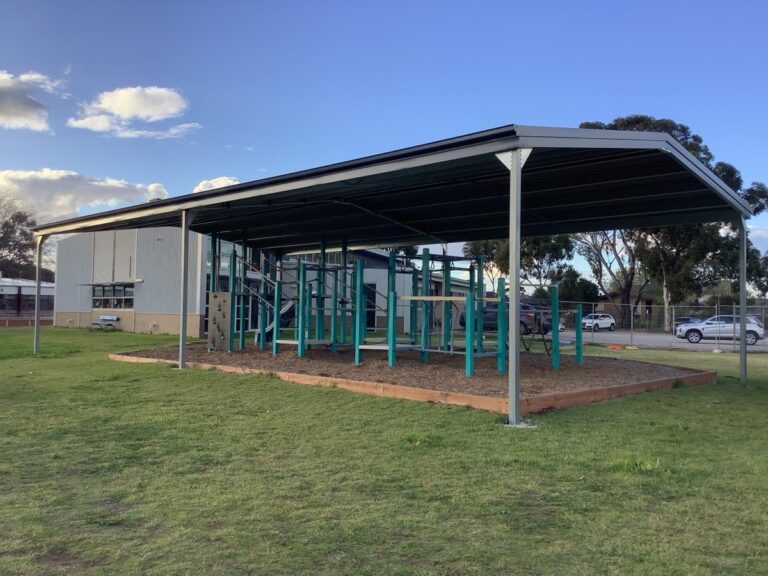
32,235,47,355
178,210,191,368
497,148,531,426
739,215,748,383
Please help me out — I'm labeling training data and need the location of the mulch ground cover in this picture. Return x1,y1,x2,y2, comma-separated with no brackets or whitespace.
126,342,694,398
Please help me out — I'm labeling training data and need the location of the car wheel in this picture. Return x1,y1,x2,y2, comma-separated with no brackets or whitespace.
746,331,758,346
593,324,600,332
609,323,615,331
520,322,529,336
686,330,702,344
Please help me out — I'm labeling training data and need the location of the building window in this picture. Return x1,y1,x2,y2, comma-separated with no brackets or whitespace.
93,284,134,309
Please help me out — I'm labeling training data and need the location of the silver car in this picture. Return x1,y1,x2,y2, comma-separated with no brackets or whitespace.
675,315,765,345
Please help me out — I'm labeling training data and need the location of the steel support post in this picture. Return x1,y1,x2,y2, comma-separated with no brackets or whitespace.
387,291,397,366
420,249,430,362
179,211,191,367
258,251,268,350
475,255,484,353
465,292,475,376
739,216,748,382
497,148,531,426
443,259,452,350
551,284,560,370
32,235,46,355
330,268,338,353
575,303,583,365
497,277,507,373
354,259,364,364
298,262,307,358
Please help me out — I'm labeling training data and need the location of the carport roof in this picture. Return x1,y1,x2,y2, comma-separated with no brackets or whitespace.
34,124,751,252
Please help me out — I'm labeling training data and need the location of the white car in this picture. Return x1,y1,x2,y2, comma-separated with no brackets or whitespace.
675,315,764,345
582,313,615,331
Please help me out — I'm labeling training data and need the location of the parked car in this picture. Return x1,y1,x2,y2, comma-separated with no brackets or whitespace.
675,315,764,345
581,313,616,331
672,316,702,334
458,303,551,335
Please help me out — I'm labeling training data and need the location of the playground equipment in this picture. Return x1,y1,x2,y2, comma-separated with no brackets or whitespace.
206,236,584,375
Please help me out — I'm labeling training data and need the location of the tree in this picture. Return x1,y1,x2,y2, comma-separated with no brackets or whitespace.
462,240,502,287
578,114,768,325
634,224,722,330
558,267,600,303
0,195,37,279
518,235,574,290
573,230,646,327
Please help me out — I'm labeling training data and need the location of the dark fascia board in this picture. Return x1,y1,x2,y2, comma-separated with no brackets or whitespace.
32,124,750,237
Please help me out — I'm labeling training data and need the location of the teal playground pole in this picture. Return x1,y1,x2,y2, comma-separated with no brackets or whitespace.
297,262,306,358
258,252,267,350
575,303,583,366
442,259,452,350
497,278,507,373
410,266,418,345
228,250,236,353
354,259,364,364
465,292,475,376
340,240,348,345
239,242,247,351
317,243,326,340
420,249,430,363
551,283,560,370
272,262,281,356
387,291,397,366
208,234,217,293
330,268,338,353
475,255,484,353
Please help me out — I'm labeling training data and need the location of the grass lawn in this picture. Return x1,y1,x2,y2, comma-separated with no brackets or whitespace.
1,328,766,575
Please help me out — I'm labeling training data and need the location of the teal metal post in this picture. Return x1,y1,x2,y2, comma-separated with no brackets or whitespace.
258,251,267,350
208,234,217,292
330,268,338,353
465,292,475,376
354,259,364,364
317,243,326,340
442,259,452,350
497,278,507,373
551,284,560,370
575,303,583,366
387,251,396,346
228,250,236,353
272,262,282,356
468,265,475,353
239,242,247,351
297,262,306,358
420,249,430,362
340,240,348,345
410,266,418,344
476,255,484,353
387,291,397,366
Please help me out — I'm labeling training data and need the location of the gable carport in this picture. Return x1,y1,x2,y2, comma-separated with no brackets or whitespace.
33,125,752,425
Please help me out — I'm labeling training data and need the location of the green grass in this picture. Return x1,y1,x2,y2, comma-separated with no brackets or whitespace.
1,327,767,575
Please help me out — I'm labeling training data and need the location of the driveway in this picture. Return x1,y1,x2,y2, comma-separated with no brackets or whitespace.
559,329,767,352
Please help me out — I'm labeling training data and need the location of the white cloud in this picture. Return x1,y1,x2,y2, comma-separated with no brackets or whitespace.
0,70,66,132
0,168,168,222
193,176,240,193
749,226,768,254
67,86,200,139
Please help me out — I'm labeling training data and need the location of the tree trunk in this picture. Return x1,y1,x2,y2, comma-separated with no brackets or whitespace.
662,275,672,332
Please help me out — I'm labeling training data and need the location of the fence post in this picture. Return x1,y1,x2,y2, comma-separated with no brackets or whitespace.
550,284,560,371
575,303,583,365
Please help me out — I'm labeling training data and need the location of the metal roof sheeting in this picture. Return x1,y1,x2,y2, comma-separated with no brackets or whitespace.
33,124,750,252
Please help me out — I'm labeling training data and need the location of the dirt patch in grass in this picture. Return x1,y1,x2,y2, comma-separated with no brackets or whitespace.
125,343,695,398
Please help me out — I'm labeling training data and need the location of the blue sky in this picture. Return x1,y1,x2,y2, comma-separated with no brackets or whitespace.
2,0,767,251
